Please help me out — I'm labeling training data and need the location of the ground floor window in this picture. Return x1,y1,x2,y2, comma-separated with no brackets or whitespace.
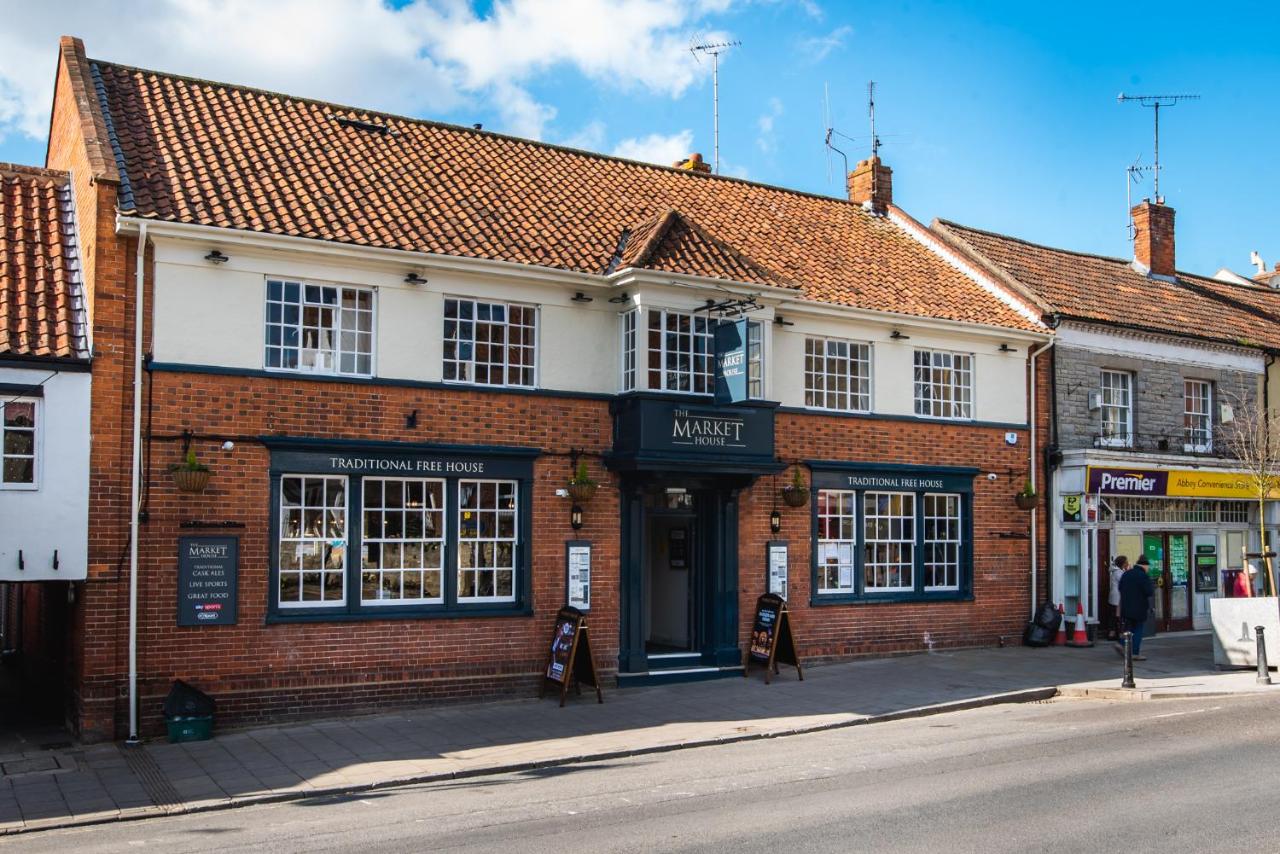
810,464,975,603
267,442,534,619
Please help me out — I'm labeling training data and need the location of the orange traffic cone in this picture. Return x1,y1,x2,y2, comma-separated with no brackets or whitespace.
1053,603,1067,646
1066,603,1093,647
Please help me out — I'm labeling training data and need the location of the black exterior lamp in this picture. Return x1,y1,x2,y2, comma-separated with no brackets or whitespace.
570,504,584,530
204,250,229,265
770,509,782,534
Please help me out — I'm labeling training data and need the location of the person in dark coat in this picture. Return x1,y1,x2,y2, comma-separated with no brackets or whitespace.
1116,555,1156,660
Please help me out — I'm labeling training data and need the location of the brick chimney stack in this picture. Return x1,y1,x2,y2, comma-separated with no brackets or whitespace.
1131,199,1176,277
847,155,893,213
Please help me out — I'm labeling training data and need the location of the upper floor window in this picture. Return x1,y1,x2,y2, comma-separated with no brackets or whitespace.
624,309,763,397
266,279,374,376
913,350,972,420
805,337,871,412
1,400,37,488
1184,380,1213,453
443,298,537,388
1100,370,1133,448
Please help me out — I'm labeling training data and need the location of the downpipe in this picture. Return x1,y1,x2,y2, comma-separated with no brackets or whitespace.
1028,339,1053,618
127,222,147,745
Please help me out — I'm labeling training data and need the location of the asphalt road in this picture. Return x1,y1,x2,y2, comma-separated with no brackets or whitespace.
10,693,1280,853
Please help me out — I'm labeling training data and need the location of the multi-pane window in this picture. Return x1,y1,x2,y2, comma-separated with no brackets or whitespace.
1,400,36,487
278,476,347,606
864,492,915,591
746,320,764,399
1184,380,1213,452
1100,370,1133,447
923,494,962,590
913,350,972,419
443,298,537,387
265,279,373,375
805,337,872,412
457,480,518,602
647,309,713,394
361,478,445,604
622,310,638,391
816,490,856,594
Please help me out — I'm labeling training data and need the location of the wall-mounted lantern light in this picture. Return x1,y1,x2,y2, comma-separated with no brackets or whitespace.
204,250,229,265
770,509,782,535
889,329,910,340
570,504,584,530
404,272,428,285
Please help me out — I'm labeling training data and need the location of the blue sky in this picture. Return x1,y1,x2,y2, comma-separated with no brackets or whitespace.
2,1,1276,276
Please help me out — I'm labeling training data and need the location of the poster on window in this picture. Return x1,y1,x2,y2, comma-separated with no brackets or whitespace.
566,541,591,610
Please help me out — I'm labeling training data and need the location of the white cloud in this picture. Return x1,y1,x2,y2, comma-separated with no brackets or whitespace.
799,24,852,62
0,0,736,144
756,97,784,153
561,120,608,152
613,129,695,166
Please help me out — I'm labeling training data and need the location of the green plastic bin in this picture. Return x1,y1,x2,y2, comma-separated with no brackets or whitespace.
166,715,213,743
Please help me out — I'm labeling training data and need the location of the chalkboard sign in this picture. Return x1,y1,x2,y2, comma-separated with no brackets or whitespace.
177,536,239,626
743,593,803,684
540,606,604,707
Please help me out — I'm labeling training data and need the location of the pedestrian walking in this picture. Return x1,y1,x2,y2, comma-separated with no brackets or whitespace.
1115,555,1155,660
1108,555,1128,641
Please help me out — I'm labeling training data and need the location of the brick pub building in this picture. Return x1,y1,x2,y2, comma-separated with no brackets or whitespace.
41,36,1050,741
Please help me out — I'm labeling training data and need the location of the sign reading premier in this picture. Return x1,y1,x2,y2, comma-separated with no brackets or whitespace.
1086,466,1269,499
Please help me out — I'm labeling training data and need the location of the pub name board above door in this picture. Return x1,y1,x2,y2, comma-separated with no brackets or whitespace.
609,394,777,472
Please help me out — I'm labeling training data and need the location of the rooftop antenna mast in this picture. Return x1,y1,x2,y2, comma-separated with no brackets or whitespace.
823,83,848,184
867,80,880,157
690,38,741,174
1125,157,1155,239
1116,92,1199,200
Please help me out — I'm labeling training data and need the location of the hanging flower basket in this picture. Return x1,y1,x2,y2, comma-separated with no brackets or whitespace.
567,482,598,503
170,448,211,494
1015,492,1039,511
782,466,809,507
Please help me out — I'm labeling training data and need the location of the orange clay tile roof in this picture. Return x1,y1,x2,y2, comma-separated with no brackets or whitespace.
934,220,1280,351
0,163,89,361
85,58,1041,333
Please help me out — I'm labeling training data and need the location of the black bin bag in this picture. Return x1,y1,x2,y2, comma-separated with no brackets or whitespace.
163,680,215,719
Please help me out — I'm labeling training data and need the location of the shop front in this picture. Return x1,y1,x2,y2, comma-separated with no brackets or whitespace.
1052,454,1268,633
608,394,781,680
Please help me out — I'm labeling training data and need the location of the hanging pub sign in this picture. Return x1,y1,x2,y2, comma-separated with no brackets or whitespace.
713,318,749,405
540,606,604,707
177,536,239,626
743,593,803,684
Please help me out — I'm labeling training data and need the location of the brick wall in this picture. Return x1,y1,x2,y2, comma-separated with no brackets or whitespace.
1054,343,1257,453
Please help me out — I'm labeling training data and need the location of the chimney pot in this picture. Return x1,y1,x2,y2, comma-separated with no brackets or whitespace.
1131,199,1175,277
673,152,711,173
847,156,892,213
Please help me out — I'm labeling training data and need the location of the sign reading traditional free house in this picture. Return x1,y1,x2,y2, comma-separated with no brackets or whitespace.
177,536,239,626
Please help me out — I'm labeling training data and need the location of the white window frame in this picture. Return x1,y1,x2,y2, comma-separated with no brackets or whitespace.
805,337,872,413
277,475,349,609
456,478,519,604
1184,379,1213,453
360,477,446,606
863,491,915,592
443,297,538,389
264,278,375,378
746,319,765,400
0,398,39,490
913,349,973,420
645,308,714,395
621,309,638,391
922,493,962,591
1099,370,1133,448
816,489,857,595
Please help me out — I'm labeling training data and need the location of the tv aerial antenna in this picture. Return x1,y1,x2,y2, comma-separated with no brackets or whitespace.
823,83,849,184
690,37,741,174
1125,157,1155,239
867,80,881,157
1116,92,1199,200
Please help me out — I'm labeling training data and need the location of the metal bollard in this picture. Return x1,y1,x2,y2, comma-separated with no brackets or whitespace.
1121,631,1136,689
1256,626,1272,686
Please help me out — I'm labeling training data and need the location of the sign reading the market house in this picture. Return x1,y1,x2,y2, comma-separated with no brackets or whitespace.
713,319,749,405
671,408,748,449
177,536,238,626
609,396,776,468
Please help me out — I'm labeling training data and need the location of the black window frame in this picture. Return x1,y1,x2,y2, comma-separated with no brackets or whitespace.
264,438,537,623
807,461,977,605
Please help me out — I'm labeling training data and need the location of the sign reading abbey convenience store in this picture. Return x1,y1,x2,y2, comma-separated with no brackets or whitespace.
1086,466,1274,499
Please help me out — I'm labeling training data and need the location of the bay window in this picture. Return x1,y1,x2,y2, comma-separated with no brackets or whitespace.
622,308,764,396
265,279,373,376
444,298,537,387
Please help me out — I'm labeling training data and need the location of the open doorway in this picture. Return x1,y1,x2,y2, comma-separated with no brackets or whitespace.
645,510,697,654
